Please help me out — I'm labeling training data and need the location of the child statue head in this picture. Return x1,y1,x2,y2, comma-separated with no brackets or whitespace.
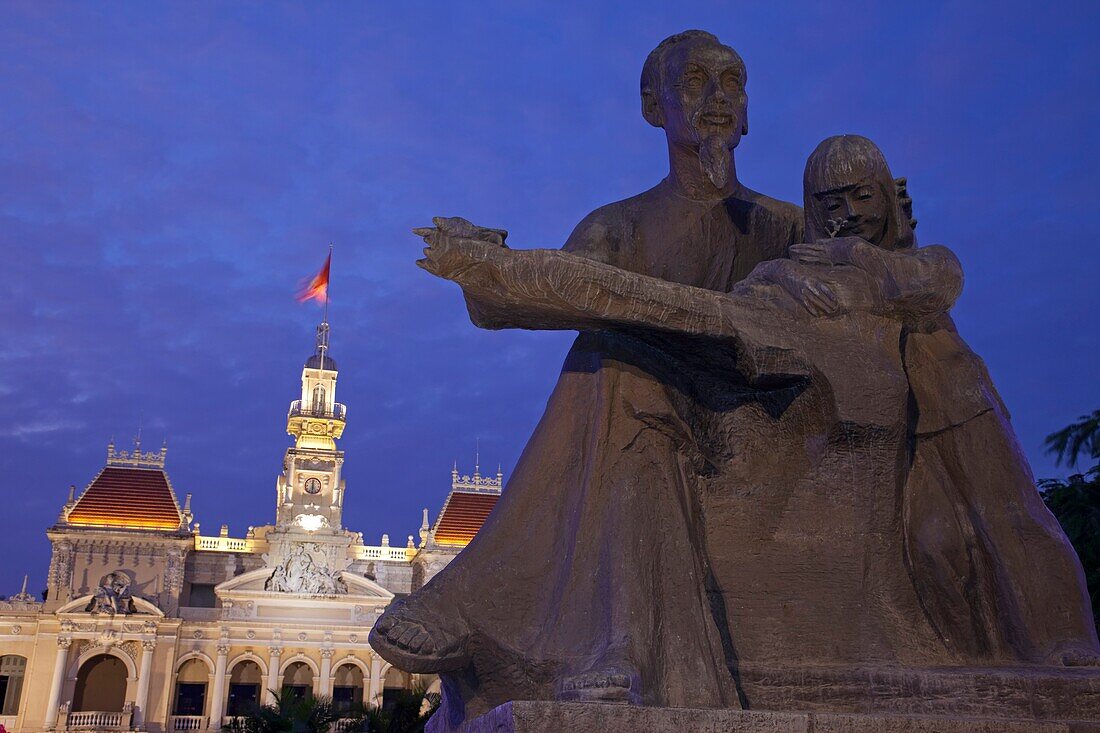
803,135,915,250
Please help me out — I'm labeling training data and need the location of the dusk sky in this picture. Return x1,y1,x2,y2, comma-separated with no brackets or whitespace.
2,1,1097,595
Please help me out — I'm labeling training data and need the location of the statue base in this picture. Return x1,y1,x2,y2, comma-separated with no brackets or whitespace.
430,701,1096,733
427,665,1100,732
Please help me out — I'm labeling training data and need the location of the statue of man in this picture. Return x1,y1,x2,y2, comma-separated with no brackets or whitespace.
371,30,822,724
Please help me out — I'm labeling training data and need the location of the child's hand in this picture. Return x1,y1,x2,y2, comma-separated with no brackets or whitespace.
790,237,867,266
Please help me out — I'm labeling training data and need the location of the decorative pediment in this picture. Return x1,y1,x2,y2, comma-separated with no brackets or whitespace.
217,568,393,600
56,594,165,617
214,569,393,624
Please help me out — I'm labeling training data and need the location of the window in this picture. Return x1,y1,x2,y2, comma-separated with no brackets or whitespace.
227,660,263,715
174,683,206,715
174,659,209,715
227,684,259,715
187,583,216,608
0,655,26,715
332,664,364,711
282,685,309,701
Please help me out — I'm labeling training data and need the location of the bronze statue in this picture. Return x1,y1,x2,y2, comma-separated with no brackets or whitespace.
371,33,1099,730
373,30,804,718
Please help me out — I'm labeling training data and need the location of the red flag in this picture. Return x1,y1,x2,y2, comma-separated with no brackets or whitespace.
297,252,330,303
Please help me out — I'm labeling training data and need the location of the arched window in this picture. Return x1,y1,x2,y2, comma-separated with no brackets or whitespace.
74,654,127,712
281,661,313,701
0,655,27,715
311,384,326,414
227,660,262,715
174,658,209,716
332,664,364,712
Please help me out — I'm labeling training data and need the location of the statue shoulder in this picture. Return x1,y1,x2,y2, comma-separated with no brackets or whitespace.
740,187,803,228
562,185,663,264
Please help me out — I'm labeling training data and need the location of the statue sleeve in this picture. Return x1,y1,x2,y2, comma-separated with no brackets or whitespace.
847,243,963,325
455,245,730,339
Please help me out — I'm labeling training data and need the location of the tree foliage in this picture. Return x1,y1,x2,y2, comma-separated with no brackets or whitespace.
1041,408,1100,634
1044,409,1100,468
224,692,342,733
224,686,441,733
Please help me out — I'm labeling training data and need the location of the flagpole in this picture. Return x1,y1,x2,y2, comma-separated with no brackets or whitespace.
320,243,332,372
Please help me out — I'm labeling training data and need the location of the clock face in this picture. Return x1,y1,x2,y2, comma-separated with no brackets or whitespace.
304,477,322,495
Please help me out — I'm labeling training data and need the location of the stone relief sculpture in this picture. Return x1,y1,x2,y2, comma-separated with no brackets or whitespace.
369,29,1099,731
265,543,347,595
84,571,136,615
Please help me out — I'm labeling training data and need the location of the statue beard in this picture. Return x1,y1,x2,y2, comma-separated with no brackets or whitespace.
698,134,731,190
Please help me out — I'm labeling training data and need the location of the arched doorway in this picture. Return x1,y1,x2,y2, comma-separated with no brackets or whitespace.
381,667,410,711
0,655,27,715
331,664,363,712
281,661,313,701
73,654,127,712
227,660,262,715
173,658,209,716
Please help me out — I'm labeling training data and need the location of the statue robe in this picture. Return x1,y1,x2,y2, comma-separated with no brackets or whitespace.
904,315,1099,662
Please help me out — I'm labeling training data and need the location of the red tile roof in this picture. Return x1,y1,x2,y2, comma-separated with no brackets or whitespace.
432,491,499,546
67,466,183,531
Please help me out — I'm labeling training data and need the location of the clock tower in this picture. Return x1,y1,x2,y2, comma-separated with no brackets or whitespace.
276,321,348,532
257,319,356,596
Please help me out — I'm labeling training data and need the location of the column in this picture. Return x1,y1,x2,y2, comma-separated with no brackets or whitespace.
45,636,73,729
367,656,384,709
266,647,282,704
318,649,333,697
134,640,155,729
207,644,228,732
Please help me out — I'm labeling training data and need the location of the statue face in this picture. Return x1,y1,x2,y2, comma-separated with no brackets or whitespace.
655,39,747,151
811,176,889,246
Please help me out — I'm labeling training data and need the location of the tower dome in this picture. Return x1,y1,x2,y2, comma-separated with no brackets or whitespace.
304,352,337,371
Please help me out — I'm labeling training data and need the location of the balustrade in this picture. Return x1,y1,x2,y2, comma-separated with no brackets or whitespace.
171,715,207,730
64,709,131,730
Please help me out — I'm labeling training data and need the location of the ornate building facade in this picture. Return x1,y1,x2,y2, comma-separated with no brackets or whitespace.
0,323,501,732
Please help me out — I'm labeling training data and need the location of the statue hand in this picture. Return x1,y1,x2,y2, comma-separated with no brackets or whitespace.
776,267,840,317
789,237,867,267
413,216,509,280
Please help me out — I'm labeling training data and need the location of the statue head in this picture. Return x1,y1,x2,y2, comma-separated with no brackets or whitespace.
803,135,915,250
641,30,747,188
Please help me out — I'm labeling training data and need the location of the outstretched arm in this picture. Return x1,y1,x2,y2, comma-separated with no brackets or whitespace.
789,237,963,325
414,217,732,338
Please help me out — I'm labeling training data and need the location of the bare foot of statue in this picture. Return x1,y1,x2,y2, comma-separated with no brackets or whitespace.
557,667,639,705
368,598,470,673
1048,643,1100,667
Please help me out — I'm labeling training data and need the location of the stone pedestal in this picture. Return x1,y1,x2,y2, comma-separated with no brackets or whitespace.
739,663,1100,720
428,665,1100,733
432,701,1098,733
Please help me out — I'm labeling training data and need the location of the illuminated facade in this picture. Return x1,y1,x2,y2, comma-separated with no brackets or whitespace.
0,322,500,732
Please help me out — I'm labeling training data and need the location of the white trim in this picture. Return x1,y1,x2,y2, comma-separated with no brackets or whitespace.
279,654,319,676
175,651,215,673
73,645,138,679
331,655,369,677
227,652,268,677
